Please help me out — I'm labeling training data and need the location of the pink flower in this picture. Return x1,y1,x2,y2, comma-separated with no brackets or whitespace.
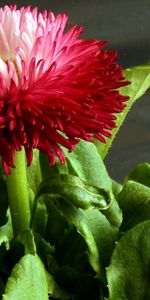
0,5,128,174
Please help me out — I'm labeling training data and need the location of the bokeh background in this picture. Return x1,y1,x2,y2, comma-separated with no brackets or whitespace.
1,0,150,182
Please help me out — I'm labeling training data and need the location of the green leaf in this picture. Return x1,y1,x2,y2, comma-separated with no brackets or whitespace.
2,254,48,300
31,201,48,236
101,196,122,228
0,212,13,248
0,277,4,298
0,213,13,276
125,162,150,187
111,180,122,197
63,140,112,190
107,220,150,300
34,232,55,270
16,230,36,255
36,174,111,210
34,232,54,257
121,64,150,101
57,225,88,270
40,152,69,180
4,230,37,277
45,201,68,247
84,209,119,267
55,265,100,300
46,272,71,299
118,180,150,231
45,197,105,281
0,178,9,226
27,150,42,195
95,64,150,159
27,150,42,212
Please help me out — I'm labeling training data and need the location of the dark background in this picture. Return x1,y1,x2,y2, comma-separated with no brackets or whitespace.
1,0,150,182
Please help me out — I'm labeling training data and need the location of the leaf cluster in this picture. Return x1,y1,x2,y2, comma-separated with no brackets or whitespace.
0,64,150,299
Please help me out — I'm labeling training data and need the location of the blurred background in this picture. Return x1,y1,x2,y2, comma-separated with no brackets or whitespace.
1,0,150,182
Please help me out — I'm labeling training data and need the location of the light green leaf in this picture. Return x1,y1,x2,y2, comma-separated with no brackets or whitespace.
118,180,150,231
63,140,112,190
111,180,122,197
121,64,150,101
27,150,42,195
27,150,42,212
95,64,150,159
107,221,150,300
36,174,111,210
2,254,48,300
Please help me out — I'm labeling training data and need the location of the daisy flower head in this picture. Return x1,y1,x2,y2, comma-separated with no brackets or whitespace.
0,5,128,174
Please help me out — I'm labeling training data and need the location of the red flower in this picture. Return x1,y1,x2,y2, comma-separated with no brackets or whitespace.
0,5,128,174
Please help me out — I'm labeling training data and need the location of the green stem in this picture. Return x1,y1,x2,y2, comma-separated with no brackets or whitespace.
6,148,31,237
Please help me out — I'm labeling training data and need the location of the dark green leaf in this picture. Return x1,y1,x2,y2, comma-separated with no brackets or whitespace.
118,180,150,231
55,265,100,300
45,201,68,247
34,232,55,271
2,254,48,300
0,215,13,276
85,209,119,267
0,277,4,298
45,197,105,281
44,201,89,276
31,201,48,236
57,225,86,269
46,272,71,299
0,212,13,248
125,162,150,187
107,221,150,300
16,230,36,255
40,152,68,180
0,178,9,226
34,233,54,257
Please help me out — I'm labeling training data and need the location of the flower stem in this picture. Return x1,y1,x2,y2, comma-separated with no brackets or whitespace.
6,148,30,237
